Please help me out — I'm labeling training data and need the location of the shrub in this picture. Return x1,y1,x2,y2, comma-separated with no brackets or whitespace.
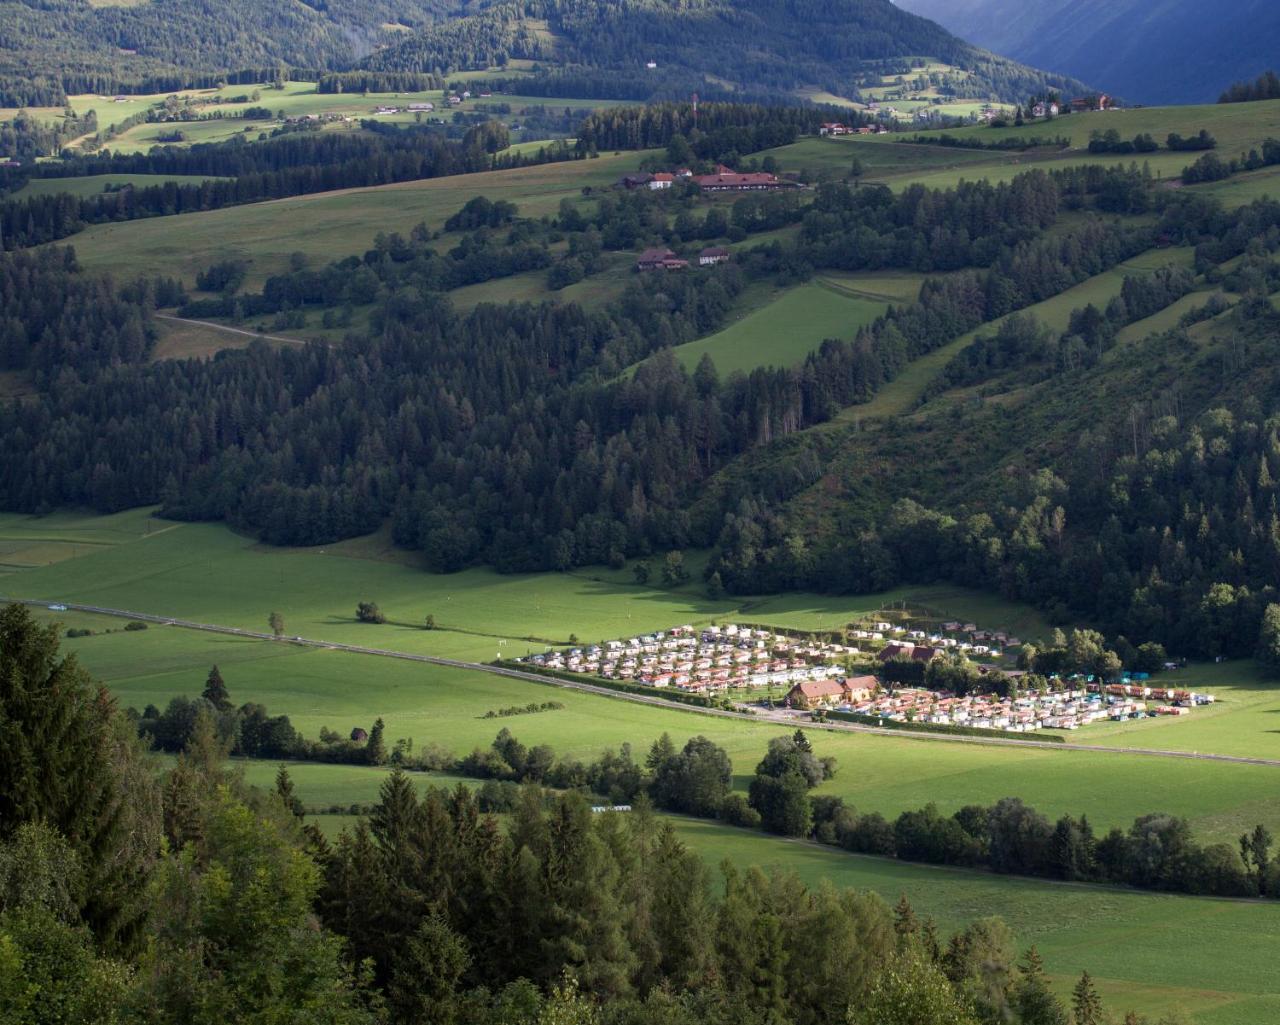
123,620,148,631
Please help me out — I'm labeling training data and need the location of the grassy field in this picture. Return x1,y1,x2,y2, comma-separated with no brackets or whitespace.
7,507,1280,1020
14,173,227,198
755,100,1280,197
0,81,616,155
664,281,888,376
54,151,656,287
4,509,1280,849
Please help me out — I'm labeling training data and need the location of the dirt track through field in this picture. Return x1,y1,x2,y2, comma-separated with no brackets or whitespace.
7,595,1280,767
155,314,311,346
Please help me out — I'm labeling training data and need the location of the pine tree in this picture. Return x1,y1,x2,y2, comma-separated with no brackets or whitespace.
1071,971,1104,1025
893,893,919,936
366,717,388,766
275,765,304,818
0,603,159,953
202,664,231,711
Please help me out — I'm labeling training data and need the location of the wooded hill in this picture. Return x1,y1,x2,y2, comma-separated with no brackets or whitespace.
364,0,1088,103
0,0,1084,106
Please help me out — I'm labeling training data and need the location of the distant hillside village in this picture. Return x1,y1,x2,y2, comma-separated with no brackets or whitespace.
517,617,1214,735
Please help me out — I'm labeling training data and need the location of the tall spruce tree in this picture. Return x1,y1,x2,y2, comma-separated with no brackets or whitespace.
0,603,159,952
202,664,231,711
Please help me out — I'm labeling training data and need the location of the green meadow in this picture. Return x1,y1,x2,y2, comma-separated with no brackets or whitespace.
667,281,887,376
3,509,1280,848
14,173,228,198
54,151,656,287
5,507,1280,1020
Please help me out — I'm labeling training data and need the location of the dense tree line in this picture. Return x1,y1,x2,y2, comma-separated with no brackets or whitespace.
0,246,180,379
815,795,1272,898
576,102,836,155
1218,70,1280,104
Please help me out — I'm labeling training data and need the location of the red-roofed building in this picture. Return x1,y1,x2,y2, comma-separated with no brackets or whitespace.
648,172,675,190
636,247,689,271
693,167,800,192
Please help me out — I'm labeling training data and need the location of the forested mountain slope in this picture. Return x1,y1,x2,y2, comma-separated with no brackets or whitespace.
1,0,1083,106
0,0,456,98
895,0,1280,105
365,0,1086,102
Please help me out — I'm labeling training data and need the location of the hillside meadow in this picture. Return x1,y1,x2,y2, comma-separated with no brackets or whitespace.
54,150,657,287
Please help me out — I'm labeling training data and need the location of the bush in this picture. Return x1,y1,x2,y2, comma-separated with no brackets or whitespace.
123,620,148,631
356,601,386,624
718,792,761,829
65,627,93,638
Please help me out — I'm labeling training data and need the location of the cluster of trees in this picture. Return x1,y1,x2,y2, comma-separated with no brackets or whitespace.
1181,137,1280,185
326,769,1144,1025
928,263,1197,395
576,103,831,159
0,602,381,1023
133,664,395,764
482,700,565,719
907,133,1070,152
0,246,180,379
812,795,1274,899
0,107,98,162
1219,69,1280,103
795,173,1060,274
1087,129,1160,155
1166,129,1218,152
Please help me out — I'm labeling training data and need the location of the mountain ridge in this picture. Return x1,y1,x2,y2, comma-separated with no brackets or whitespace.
895,0,1280,105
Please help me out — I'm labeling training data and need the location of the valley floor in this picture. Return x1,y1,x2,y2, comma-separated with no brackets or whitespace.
3,507,1279,1021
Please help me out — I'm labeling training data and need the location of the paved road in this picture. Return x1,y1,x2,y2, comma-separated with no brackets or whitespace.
10,596,1280,767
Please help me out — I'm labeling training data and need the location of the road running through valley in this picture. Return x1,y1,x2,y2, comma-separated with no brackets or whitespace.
7,595,1279,767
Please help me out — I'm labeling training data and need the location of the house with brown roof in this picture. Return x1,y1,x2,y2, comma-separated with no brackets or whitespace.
699,246,731,266
648,172,675,190
692,165,800,192
636,247,688,271
786,678,847,709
